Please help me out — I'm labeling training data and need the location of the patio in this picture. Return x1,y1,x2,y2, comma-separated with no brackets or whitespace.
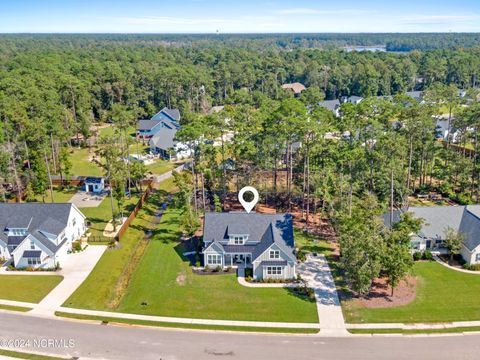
69,191,107,208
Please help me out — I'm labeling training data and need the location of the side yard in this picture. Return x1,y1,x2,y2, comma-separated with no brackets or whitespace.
342,261,480,324
0,275,63,303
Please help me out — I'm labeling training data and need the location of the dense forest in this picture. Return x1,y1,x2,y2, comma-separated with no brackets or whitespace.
1,34,480,293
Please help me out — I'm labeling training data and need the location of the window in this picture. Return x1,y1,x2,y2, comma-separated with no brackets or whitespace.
27,258,41,266
72,218,76,227
207,254,222,265
476,253,480,262
269,250,280,259
30,240,35,250
266,266,282,275
234,236,244,245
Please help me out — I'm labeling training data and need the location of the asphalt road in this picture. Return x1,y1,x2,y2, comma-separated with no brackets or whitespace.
1,312,479,360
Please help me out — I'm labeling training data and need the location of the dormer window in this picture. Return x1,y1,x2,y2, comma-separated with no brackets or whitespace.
8,228,27,236
229,234,248,245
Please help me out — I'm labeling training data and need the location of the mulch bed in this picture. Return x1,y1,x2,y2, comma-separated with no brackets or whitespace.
357,276,417,308
193,268,237,275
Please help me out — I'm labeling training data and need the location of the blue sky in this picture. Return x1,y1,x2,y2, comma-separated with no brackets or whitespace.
1,0,480,33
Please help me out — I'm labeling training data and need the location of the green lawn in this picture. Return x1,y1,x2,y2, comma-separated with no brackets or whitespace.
146,159,174,175
116,208,318,323
63,192,163,309
34,188,76,203
68,148,104,176
81,193,141,239
294,229,333,256
0,349,66,360
0,275,63,303
55,312,318,334
344,261,480,323
0,304,32,312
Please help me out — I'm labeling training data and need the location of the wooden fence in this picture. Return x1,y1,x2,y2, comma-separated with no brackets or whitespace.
115,180,153,242
443,142,476,158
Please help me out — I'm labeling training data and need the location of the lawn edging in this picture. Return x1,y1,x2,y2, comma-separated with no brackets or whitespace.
55,311,319,334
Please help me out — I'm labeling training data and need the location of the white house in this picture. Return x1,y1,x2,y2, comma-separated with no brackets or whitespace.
385,205,480,265
202,212,297,280
0,203,86,269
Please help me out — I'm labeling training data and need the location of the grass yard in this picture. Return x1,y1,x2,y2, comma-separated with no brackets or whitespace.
63,192,163,309
344,261,480,324
81,193,141,239
0,304,32,312
0,275,63,303
294,229,333,256
116,208,318,323
55,312,319,334
146,159,174,175
68,148,104,176
34,188,76,203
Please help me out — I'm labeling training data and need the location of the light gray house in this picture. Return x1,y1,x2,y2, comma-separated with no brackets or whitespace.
0,203,86,269
84,176,105,193
318,99,341,117
202,212,297,280
385,205,480,265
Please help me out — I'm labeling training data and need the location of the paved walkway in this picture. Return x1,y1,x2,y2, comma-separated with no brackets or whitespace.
433,255,480,275
297,254,348,336
29,245,107,316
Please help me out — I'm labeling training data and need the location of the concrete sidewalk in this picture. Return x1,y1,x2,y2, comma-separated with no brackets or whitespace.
237,267,298,288
298,254,348,336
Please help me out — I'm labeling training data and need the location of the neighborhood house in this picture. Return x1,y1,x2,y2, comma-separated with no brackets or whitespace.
202,212,297,280
385,205,480,265
0,203,86,269
136,107,181,139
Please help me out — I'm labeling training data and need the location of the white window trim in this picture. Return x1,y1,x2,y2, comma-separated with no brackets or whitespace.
207,254,222,266
269,250,280,259
266,266,283,276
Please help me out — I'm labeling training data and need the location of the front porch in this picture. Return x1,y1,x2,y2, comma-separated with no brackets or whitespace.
224,253,252,268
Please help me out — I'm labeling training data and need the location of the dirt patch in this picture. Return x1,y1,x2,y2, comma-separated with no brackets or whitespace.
176,271,186,286
357,276,417,308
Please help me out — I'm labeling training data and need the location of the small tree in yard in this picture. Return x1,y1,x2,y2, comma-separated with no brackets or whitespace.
383,212,423,296
444,226,465,263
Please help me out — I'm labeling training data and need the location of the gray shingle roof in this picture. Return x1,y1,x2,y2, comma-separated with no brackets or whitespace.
149,127,177,151
152,108,181,122
0,203,76,254
137,119,161,131
319,100,340,112
384,205,480,251
203,212,295,261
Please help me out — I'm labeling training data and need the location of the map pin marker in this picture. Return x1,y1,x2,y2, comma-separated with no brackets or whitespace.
238,186,259,213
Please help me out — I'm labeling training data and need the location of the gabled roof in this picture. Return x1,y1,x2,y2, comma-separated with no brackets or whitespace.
405,91,424,101
318,99,341,112
85,177,103,184
282,83,306,94
137,119,162,131
0,203,76,253
149,127,177,151
152,107,181,122
384,205,480,251
203,212,295,261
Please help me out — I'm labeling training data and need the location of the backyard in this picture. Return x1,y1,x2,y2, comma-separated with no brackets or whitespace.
0,275,63,303
343,261,480,323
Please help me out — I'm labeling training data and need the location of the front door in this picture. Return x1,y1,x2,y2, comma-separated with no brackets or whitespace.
426,240,432,249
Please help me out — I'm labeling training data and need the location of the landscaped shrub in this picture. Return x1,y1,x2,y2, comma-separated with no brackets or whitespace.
72,241,82,252
463,263,480,271
203,265,210,272
413,251,422,261
213,265,222,272
296,249,306,262
224,266,232,272
423,250,433,261
244,268,253,278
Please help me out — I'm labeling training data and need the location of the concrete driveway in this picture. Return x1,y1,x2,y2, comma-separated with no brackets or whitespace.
29,245,107,316
297,254,347,335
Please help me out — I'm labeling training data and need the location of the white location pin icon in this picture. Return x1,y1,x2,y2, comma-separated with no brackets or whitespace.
238,186,259,213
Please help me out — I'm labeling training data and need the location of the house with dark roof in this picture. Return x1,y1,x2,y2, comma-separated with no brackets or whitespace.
152,107,181,123
385,205,480,265
318,99,341,117
202,212,297,280
149,126,192,160
0,203,86,269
